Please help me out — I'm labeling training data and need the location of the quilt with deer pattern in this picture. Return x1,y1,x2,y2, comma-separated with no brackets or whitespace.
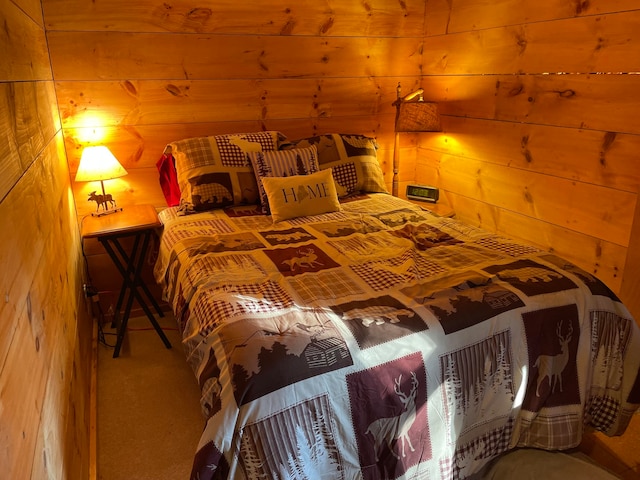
154,193,640,480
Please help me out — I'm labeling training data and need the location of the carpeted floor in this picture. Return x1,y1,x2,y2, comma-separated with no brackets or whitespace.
476,448,620,479
97,313,203,480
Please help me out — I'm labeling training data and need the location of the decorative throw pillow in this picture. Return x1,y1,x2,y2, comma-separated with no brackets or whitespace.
248,145,320,214
156,152,180,207
284,133,388,197
168,131,285,213
261,169,341,223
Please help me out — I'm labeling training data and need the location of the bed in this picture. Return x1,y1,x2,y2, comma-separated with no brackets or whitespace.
154,131,640,480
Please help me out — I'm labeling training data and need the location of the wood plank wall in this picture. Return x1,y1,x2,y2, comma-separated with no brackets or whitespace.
44,0,429,215
417,0,640,319
0,0,91,477
42,0,428,303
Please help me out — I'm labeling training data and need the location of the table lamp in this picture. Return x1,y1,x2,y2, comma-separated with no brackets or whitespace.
76,146,128,216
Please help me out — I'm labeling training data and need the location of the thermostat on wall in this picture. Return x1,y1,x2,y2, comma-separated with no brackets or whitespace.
406,184,439,203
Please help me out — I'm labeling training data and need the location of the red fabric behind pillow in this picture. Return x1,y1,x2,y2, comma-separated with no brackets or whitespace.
156,153,181,207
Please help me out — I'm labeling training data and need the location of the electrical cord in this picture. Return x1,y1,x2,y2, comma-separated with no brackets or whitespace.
81,219,116,349
92,293,117,348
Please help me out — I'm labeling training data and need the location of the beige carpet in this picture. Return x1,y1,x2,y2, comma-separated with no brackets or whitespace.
97,313,204,480
475,449,621,479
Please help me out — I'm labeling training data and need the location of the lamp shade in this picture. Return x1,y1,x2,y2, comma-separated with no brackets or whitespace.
75,146,128,182
395,101,441,132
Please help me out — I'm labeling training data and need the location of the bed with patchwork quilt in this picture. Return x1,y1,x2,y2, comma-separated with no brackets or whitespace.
154,131,640,480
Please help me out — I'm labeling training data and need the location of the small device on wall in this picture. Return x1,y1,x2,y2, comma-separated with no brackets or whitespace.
406,184,439,203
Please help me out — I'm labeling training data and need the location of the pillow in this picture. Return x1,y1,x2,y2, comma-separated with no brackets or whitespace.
168,131,285,213
248,145,320,214
261,169,341,223
156,153,180,207
284,133,388,197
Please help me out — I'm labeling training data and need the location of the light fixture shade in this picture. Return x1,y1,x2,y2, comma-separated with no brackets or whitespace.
75,146,128,182
395,101,441,132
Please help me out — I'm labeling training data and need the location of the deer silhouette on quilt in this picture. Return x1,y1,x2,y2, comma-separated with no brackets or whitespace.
534,320,573,397
367,372,418,461
281,247,322,271
342,306,414,327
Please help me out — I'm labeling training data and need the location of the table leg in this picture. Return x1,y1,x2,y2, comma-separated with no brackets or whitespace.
110,234,140,329
114,232,164,317
101,231,172,358
113,237,165,318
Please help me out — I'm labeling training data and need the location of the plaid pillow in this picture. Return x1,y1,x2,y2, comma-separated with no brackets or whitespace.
169,131,286,213
284,133,388,197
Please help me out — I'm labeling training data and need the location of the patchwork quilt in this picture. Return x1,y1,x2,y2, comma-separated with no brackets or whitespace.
154,194,640,480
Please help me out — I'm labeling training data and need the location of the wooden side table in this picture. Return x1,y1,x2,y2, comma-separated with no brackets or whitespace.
407,199,455,218
81,204,171,358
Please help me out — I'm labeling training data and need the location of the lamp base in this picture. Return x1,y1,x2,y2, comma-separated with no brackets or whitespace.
91,207,123,217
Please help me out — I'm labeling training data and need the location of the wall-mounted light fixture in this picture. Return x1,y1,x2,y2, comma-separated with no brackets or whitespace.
75,146,128,216
392,83,441,197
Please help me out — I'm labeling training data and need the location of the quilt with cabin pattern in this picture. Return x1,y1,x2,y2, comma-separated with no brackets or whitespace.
154,193,640,480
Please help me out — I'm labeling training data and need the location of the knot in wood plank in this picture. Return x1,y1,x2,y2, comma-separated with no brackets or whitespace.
280,18,296,35
320,17,334,34
121,80,138,97
186,8,212,21
555,89,576,98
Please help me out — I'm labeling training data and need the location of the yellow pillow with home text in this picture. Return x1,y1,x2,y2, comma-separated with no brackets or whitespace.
261,169,341,223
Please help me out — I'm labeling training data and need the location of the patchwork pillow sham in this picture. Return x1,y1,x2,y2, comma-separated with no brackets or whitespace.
284,133,388,198
168,131,285,213
261,168,341,223
248,145,320,214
